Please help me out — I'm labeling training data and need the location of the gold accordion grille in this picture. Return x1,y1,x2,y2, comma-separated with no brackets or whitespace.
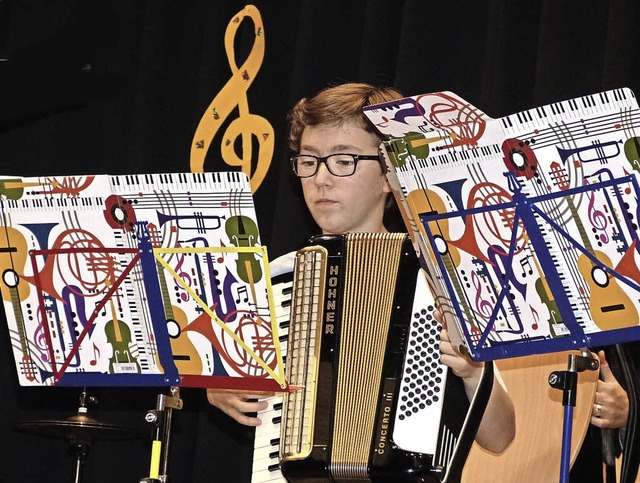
281,243,328,459
280,232,407,481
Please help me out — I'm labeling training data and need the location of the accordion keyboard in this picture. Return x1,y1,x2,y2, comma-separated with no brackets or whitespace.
251,277,292,483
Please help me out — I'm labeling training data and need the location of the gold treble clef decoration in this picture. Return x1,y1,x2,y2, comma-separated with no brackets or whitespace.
190,4,274,193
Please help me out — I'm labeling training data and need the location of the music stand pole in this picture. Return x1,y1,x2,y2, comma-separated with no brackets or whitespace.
548,350,599,483
140,386,183,483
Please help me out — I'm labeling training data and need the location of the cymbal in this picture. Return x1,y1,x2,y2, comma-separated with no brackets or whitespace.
12,413,143,442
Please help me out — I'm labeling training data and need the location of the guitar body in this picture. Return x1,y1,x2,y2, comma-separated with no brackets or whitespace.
152,255,203,375
462,351,598,483
160,305,203,375
0,226,30,302
576,251,639,331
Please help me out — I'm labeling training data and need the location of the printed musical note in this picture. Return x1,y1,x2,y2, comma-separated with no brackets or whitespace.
89,343,100,366
520,256,533,277
235,286,249,304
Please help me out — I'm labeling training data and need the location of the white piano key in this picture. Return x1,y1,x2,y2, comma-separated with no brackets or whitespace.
251,467,284,483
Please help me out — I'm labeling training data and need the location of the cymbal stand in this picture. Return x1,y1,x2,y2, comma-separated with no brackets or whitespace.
71,388,97,483
140,386,183,483
548,350,599,483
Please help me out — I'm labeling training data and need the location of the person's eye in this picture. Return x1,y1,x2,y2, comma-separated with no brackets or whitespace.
299,159,317,168
334,157,355,167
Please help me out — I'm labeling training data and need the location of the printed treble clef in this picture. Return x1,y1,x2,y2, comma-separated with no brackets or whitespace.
586,188,609,244
471,270,493,320
190,5,274,193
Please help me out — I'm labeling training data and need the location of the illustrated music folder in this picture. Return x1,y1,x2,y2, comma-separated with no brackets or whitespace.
0,171,287,390
364,88,640,361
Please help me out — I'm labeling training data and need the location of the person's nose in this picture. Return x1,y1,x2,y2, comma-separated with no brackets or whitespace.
313,161,333,185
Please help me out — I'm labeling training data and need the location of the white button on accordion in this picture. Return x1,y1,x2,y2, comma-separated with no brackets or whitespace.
252,233,492,483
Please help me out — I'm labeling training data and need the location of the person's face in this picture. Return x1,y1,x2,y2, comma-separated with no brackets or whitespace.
299,120,391,234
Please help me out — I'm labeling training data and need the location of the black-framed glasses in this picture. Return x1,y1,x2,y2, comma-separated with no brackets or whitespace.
290,153,381,178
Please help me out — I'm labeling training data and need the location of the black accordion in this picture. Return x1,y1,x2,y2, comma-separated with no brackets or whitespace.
253,233,492,483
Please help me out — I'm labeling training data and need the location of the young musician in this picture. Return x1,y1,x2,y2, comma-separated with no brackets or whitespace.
207,82,516,454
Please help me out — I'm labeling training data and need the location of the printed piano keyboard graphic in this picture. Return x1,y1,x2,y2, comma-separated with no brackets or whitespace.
363,87,640,361
0,171,284,389
252,268,450,482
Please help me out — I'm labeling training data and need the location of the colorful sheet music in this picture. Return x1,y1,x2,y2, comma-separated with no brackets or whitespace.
364,88,640,360
0,172,286,389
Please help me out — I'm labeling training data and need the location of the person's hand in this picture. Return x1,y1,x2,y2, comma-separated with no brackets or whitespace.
439,326,483,387
591,350,629,429
206,389,275,427
435,307,483,385
435,309,515,453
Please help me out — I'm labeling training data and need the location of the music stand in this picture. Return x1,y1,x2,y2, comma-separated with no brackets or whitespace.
0,172,287,482
361,87,640,480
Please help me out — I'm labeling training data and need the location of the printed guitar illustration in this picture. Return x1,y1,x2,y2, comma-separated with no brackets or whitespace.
148,223,203,375
0,226,38,381
550,161,638,331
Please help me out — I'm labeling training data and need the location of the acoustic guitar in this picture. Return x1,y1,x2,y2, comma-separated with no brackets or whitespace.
462,351,598,483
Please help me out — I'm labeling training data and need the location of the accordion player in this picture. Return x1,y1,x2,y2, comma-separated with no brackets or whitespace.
255,232,493,483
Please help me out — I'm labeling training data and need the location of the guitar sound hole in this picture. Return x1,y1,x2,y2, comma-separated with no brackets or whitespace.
591,266,609,288
2,268,19,288
434,235,448,255
167,319,181,338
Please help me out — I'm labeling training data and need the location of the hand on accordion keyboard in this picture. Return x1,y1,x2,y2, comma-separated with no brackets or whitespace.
206,389,275,427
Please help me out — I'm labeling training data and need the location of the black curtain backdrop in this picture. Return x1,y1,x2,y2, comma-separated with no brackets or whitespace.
1,1,639,482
